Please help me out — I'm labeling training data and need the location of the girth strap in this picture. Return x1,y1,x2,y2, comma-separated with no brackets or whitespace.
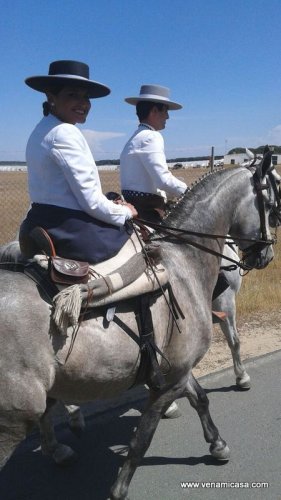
134,293,170,391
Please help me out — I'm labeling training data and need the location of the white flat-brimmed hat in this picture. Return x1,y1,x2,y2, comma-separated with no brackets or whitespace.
125,84,182,110
25,60,110,98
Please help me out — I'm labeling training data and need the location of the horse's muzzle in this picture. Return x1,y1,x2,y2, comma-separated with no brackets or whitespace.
242,243,274,270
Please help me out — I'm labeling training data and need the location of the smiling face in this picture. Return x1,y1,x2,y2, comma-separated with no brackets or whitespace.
47,86,91,124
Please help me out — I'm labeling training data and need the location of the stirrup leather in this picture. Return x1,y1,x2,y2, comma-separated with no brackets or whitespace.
30,226,56,257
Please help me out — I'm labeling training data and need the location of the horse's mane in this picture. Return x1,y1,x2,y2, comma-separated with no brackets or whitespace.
164,166,238,227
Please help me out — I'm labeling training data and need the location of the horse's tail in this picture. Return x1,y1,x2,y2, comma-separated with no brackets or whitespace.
0,241,23,263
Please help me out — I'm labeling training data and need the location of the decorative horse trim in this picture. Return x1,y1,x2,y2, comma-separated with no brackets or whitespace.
26,228,166,334
52,262,169,335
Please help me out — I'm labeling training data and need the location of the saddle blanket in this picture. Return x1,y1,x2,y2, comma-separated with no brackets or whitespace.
33,232,169,308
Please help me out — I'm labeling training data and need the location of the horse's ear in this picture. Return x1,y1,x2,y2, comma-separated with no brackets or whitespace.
245,147,254,159
263,145,270,155
257,147,272,179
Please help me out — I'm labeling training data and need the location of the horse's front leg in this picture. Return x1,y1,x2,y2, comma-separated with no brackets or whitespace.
110,382,186,500
184,373,230,460
219,316,251,389
214,287,251,389
39,398,78,465
64,403,86,437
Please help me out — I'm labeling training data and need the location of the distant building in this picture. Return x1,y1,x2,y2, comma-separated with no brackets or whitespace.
271,155,281,165
224,153,281,166
224,153,250,165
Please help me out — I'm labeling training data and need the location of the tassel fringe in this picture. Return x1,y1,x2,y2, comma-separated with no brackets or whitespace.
52,285,82,335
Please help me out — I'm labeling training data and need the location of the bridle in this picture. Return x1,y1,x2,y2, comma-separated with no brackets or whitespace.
240,164,276,264
133,158,280,272
240,152,281,264
268,168,281,224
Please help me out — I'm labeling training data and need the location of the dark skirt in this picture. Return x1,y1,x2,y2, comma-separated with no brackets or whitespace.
19,203,132,264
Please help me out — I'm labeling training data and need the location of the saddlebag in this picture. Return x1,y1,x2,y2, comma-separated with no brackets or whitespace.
50,257,89,285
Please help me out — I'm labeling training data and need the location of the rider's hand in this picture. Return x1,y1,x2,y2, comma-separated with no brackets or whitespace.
125,203,138,219
115,200,138,219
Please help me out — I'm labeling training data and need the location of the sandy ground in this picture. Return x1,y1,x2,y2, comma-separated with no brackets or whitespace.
193,310,281,378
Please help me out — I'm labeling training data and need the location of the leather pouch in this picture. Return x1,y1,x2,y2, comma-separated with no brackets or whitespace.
50,256,89,285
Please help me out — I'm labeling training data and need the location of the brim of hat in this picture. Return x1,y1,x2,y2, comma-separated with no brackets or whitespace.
125,96,182,110
25,75,110,98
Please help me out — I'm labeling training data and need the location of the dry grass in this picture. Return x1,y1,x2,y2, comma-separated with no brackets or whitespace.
236,237,281,317
1,167,280,320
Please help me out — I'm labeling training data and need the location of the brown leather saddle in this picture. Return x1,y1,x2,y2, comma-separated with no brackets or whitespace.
23,227,90,285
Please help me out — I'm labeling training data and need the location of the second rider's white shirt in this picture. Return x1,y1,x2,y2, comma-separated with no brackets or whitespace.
120,124,187,197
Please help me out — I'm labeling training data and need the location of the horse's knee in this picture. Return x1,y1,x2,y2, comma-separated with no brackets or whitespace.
185,377,209,411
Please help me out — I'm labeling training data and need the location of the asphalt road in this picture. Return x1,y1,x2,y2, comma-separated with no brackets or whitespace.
0,350,280,500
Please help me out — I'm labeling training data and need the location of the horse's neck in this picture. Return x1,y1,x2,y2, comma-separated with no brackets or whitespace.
165,168,249,236
161,168,251,288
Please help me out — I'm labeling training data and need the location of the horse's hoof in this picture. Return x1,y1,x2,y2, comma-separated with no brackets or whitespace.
210,441,230,461
236,373,251,390
162,401,182,419
108,493,130,500
108,498,130,500
53,444,78,465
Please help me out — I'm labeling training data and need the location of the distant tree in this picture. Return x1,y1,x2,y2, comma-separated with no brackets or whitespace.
228,148,247,154
228,145,281,155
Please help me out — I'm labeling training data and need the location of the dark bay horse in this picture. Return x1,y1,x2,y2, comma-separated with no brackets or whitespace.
0,158,278,499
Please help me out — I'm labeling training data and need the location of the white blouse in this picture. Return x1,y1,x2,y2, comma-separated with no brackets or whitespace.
26,114,132,226
120,124,187,197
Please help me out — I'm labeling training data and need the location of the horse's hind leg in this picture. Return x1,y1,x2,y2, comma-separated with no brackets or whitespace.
39,398,78,465
63,403,86,437
0,377,48,470
184,373,230,460
110,384,186,500
0,417,32,470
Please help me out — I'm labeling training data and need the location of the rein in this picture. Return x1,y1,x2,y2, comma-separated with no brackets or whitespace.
133,163,278,272
130,222,185,333
134,220,257,271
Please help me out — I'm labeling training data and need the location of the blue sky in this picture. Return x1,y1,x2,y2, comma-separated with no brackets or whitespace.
1,0,281,161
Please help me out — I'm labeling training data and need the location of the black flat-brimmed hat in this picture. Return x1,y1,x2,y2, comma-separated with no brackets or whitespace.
25,60,110,98
125,84,182,110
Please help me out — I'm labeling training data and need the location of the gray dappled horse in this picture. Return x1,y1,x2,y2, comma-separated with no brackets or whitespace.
0,157,278,500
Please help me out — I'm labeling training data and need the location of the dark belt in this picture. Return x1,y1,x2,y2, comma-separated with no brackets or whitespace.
122,191,166,222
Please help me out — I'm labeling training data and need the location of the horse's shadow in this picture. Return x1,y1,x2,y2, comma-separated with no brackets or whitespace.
204,384,244,394
0,411,133,500
0,396,228,500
